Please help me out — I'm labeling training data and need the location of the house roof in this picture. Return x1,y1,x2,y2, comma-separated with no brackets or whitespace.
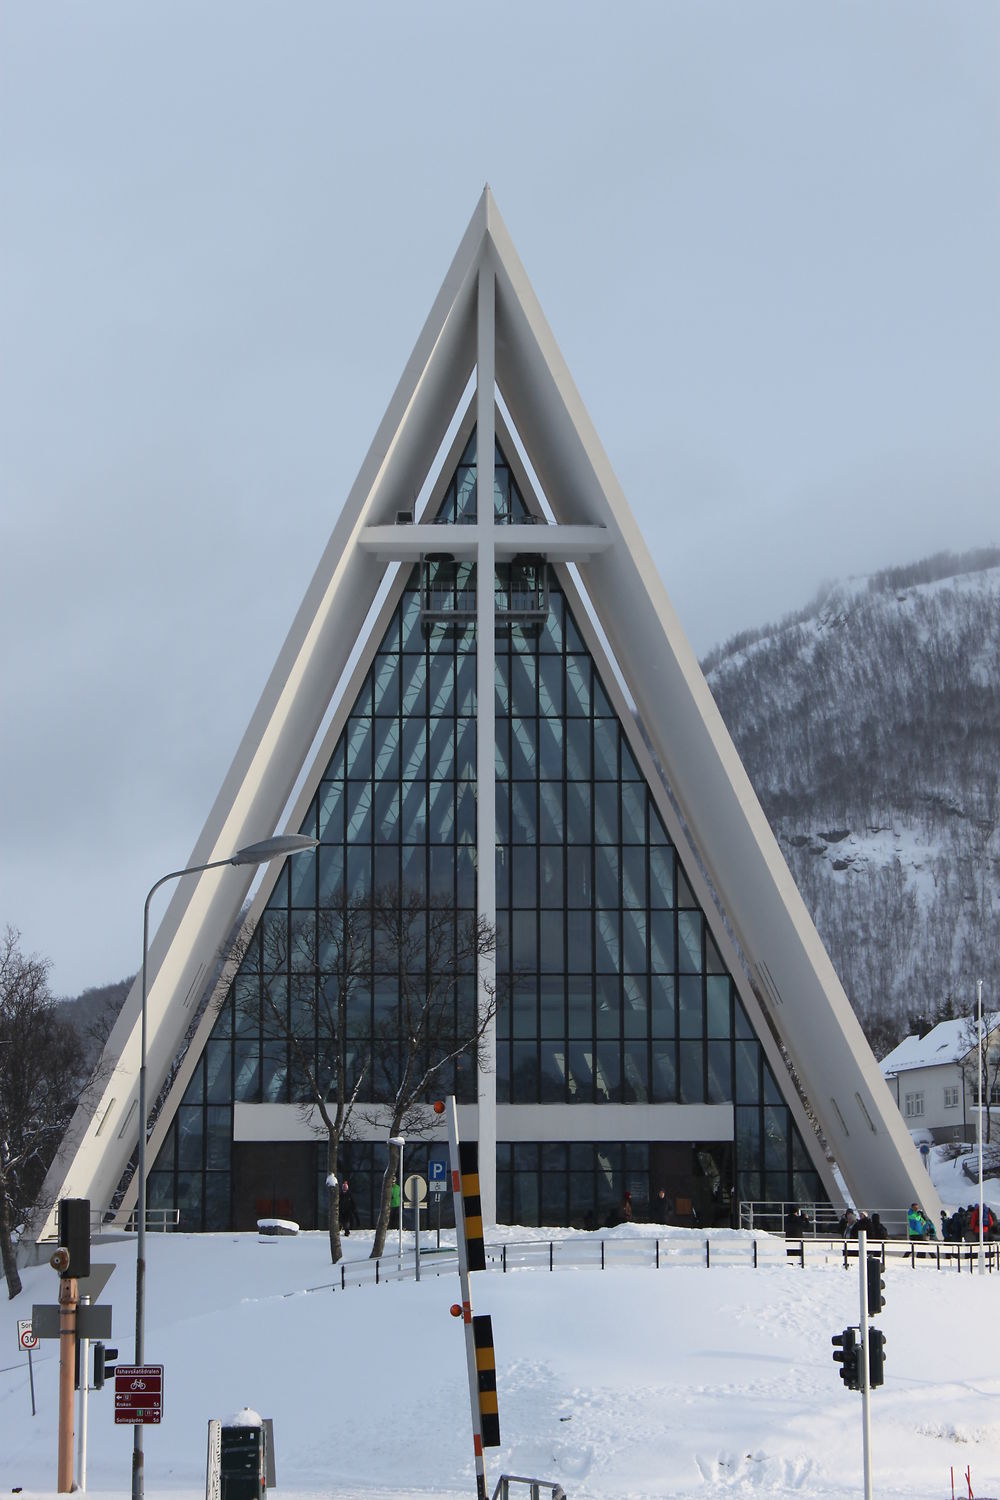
881,1016,1000,1076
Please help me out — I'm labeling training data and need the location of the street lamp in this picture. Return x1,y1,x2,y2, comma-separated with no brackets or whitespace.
132,833,317,1500
389,1135,405,1273
977,978,985,1274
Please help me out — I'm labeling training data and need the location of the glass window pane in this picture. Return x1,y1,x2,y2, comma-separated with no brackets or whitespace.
511,783,536,844
650,844,674,907
596,1042,621,1101
565,715,591,780
623,1042,648,1102
539,1043,566,1102
538,781,563,842
567,979,592,1038
511,847,537,908
706,977,731,1037
512,1042,539,1103
678,911,703,973
592,717,618,780
679,976,703,1037
540,910,564,973
594,781,619,844
565,653,591,715
537,653,563,718
539,977,564,1036
679,1040,704,1103
735,1040,760,1103
537,717,563,779
651,975,676,1036
621,783,646,844
649,910,675,972
539,847,564,908
568,1047,593,1101
622,845,647,909
707,1040,733,1103
651,1041,676,1101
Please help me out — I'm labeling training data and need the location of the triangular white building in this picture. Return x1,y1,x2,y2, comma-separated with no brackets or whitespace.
39,190,937,1239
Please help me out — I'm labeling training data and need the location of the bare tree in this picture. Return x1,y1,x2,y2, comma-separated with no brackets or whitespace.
364,886,498,1260
0,928,86,1298
960,1007,1000,1145
232,895,373,1263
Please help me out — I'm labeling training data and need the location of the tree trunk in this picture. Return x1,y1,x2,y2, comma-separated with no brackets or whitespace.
0,1182,22,1299
326,1136,342,1265
370,1136,402,1260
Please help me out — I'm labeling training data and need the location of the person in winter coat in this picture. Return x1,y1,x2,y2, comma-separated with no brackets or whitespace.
907,1203,935,1239
340,1178,359,1235
621,1190,634,1223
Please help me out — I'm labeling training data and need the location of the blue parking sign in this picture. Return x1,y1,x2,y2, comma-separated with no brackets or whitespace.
428,1150,450,1193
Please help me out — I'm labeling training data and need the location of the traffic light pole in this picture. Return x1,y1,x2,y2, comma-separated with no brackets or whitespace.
77,1294,90,1493
57,1275,77,1493
857,1229,873,1500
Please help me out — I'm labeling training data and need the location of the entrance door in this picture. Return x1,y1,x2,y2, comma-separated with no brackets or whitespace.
650,1142,734,1227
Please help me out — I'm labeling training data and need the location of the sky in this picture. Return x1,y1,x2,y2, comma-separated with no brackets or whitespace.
3,1143,1000,1498
1,3,998,998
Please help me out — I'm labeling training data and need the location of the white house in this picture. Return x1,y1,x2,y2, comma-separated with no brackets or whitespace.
881,1016,1000,1144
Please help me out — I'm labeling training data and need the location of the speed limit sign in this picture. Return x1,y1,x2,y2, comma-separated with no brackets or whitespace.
17,1320,38,1352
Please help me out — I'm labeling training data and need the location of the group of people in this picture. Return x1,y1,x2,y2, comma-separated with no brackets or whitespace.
940,1203,998,1241
837,1208,889,1240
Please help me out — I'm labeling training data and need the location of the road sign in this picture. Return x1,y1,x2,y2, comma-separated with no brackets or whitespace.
30,1302,112,1340
17,1320,38,1352
404,1173,427,1206
114,1364,163,1426
428,1151,449,1194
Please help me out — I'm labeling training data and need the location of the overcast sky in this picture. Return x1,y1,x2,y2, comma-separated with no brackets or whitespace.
2,3,997,998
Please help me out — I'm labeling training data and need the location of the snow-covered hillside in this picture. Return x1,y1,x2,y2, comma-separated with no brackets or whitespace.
703,550,1000,1052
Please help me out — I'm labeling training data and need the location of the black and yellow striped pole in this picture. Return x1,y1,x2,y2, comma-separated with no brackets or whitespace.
439,1096,498,1500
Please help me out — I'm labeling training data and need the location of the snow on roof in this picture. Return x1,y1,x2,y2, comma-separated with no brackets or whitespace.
880,1015,999,1075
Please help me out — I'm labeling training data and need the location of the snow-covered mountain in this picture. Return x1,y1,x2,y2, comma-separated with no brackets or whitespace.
703,549,1000,1055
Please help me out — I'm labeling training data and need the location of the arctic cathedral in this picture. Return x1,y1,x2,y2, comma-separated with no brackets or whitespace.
38,192,937,1240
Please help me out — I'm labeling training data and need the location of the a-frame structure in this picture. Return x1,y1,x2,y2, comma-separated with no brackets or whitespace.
38,189,937,1239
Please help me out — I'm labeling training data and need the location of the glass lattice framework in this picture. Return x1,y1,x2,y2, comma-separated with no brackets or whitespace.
147,428,825,1230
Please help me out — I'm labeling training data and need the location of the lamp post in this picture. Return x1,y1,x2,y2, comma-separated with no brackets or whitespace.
132,834,318,1500
977,978,985,1274
389,1135,405,1273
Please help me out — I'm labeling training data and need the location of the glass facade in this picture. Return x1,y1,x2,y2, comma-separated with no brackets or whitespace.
147,427,826,1230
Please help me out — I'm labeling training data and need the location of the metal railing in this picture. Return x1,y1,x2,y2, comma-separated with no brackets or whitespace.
288,1226,997,1300
492,1475,565,1500
739,1200,913,1238
121,1207,181,1233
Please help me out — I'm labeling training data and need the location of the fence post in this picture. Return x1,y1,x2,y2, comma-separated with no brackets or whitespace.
376,1258,380,1284
655,1239,659,1270
502,1244,507,1274
549,1241,554,1272
798,1240,805,1269
705,1238,710,1269
341,1265,345,1290
601,1240,605,1271
753,1239,758,1269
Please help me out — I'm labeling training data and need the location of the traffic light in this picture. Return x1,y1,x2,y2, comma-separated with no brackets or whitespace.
832,1327,861,1391
56,1198,91,1280
93,1343,118,1390
866,1255,886,1314
868,1328,886,1388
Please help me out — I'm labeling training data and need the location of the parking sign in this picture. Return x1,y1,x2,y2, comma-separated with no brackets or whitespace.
428,1149,450,1194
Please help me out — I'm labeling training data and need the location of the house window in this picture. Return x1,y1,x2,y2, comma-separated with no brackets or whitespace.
969,1083,1000,1106
943,1085,960,1109
904,1091,924,1118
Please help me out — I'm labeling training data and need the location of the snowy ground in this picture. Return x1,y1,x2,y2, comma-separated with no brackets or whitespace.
3,1152,1000,1500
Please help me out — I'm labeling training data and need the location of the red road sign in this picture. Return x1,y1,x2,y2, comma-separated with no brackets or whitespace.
114,1364,163,1426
